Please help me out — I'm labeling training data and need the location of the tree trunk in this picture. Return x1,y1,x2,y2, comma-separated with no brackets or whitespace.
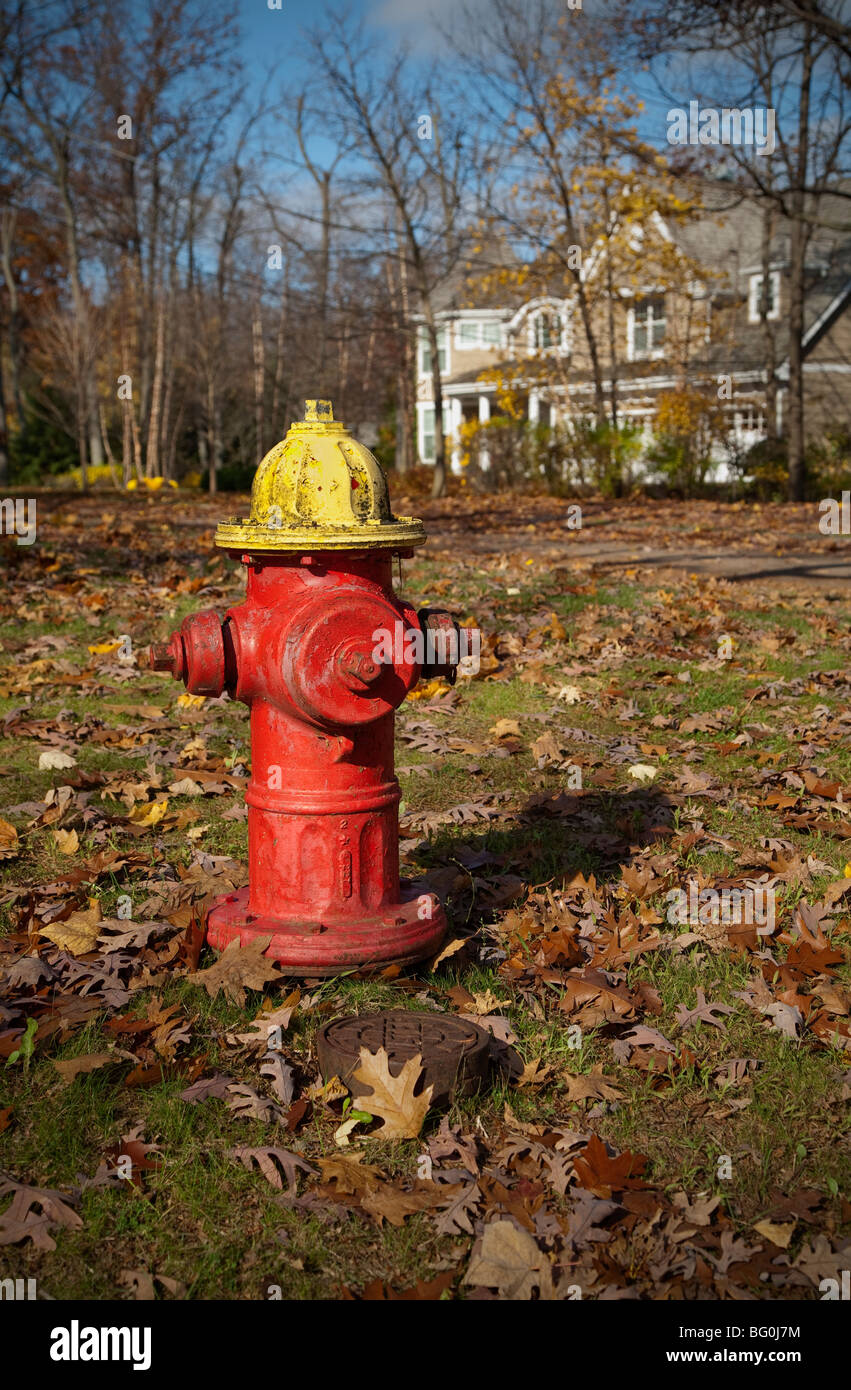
87,373,103,470
0,212,25,432
146,295,166,477
395,236,414,474
271,281,288,436
252,301,265,465
98,399,120,487
787,23,813,502
395,372,412,474
759,204,779,441
604,228,619,431
0,332,9,487
423,309,446,497
59,165,100,479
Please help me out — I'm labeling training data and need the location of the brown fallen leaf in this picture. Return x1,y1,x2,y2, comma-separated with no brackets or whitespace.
351,1047,433,1139
466,989,510,1016
573,1133,649,1198
225,1083,285,1124
52,828,79,855
41,902,102,955
360,1184,444,1227
463,1219,553,1299
228,993,300,1050
88,1133,164,1192
229,1146,316,1191
118,1268,156,1300
531,732,564,765
562,1066,624,1105
260,1054,296,1107
349,1269,459,1300
753,1218,796,1249
317,1152,385,1196
489,718,522,740
187,935,281,1006
53,1052,128,1085
429,937,467,970
675,989,736,1033
118,1268,187,1299
0,1177,83,1251
0,818,20,859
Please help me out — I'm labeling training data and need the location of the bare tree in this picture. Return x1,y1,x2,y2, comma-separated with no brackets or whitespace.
632,0,851,499
304,11,486,497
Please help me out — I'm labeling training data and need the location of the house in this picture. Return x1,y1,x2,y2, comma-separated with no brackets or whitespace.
414,184,851,481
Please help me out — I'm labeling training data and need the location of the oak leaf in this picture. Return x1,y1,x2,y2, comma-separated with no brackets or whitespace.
562,1066,624,1104
187,935,281,1006
42,903,102,955
0,1178,82,1251
351,1046,433,1139
229,1146,316,1191
317,1152,385,1196
53,1052,125,1085
0,818,19,859
573,1133,649,1198
463,1219,553,1299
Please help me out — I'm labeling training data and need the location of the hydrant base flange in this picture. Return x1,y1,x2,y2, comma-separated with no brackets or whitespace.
206,886,447,976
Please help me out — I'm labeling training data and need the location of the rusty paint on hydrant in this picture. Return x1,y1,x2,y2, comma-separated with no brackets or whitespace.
146,400,465,975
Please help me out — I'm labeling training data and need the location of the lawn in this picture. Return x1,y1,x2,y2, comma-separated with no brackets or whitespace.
0,490,849,1300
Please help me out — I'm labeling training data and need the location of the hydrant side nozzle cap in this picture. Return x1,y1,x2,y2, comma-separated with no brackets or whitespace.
214,396,426,553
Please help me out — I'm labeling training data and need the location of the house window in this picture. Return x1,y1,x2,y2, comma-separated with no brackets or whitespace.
420,404,450,462
420,327,447,375
631,298,666,357
533,312,562,349
748,272,780,322
455,318,502,349
422,407,435,461
724,405,766,437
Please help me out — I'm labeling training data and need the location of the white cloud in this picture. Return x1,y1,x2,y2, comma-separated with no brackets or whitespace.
367,0,487,52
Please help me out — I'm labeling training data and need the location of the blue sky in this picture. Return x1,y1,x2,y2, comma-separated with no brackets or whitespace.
237,0,451,75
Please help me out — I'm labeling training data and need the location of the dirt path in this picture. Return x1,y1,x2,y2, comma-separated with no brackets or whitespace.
428,528,851,589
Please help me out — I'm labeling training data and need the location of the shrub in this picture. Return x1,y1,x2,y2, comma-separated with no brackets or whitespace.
807,428,851,497
215,460,255,491
459,414,642,496
646,387,725,496
734,436,788,500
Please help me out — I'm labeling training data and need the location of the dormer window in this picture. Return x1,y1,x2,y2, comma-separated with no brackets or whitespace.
507,298,568,354
630,297,666,358
533,311,562,350
748,271,780,322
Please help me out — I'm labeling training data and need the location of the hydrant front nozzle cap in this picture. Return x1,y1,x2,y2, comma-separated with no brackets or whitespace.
214,396,426,553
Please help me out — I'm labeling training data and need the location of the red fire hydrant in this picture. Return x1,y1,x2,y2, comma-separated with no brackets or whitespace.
146,401,465,974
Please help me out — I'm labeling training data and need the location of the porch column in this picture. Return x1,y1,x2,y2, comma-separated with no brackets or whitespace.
528,390,540,424
478,393,491,472
450,398,463,474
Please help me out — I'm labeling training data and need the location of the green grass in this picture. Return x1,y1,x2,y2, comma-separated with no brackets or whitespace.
1,495,850,1298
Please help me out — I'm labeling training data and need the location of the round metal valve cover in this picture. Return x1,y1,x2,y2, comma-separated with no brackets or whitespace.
317,1010,490,1106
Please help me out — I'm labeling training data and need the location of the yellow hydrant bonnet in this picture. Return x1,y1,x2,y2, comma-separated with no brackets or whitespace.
215,400,426,552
